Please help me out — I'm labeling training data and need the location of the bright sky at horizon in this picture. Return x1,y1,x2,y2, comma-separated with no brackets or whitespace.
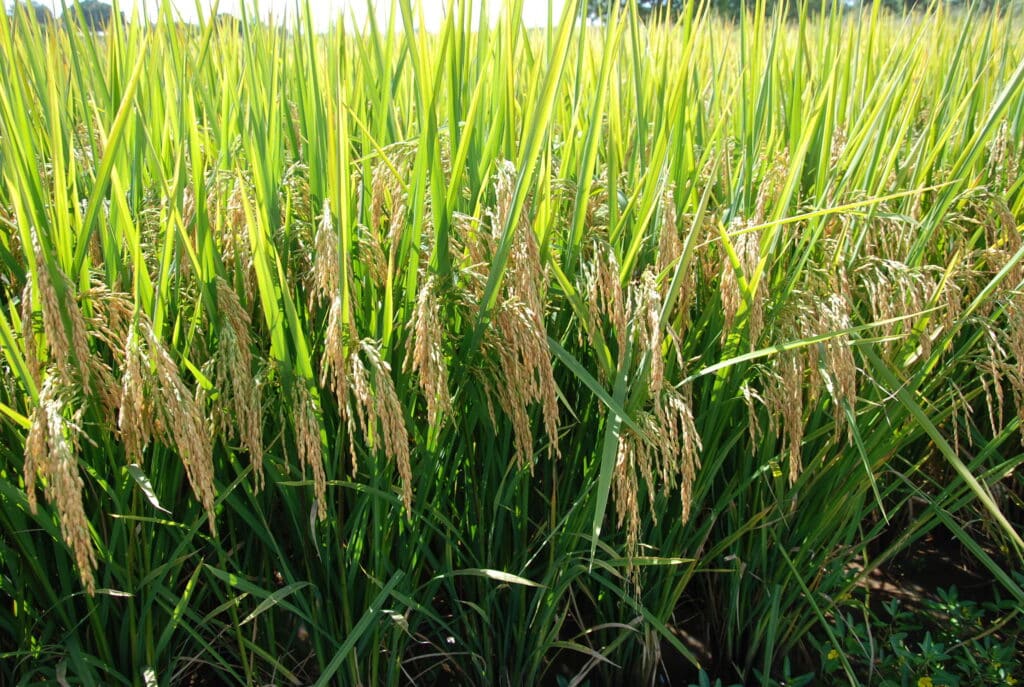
22,0,567,31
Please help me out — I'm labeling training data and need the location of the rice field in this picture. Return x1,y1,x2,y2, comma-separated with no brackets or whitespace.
1,0,1023,684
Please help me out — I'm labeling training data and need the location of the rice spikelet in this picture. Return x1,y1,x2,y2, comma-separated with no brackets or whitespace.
766,350,805,485
466,161,561,466
215,278,264,489
25,376,97,594
312,198,339,306
581,239,627,356
357,341,412,512
612,271,702,575
356,223,388,287
221,176,257,305
322,295,353,411
147,325,217,533
119,321,217,533
657,188,683,281
294,382,327,522
119,325,151,463
31,247,73,384
405,274,452,430
720,220,764,347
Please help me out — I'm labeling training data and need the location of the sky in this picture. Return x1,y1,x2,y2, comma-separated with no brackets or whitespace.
22,0,568,32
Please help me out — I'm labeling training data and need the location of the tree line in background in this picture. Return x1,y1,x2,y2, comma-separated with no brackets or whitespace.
6,1,254,33
6,1,121,28
9,0,1017,30
586,0,1010,21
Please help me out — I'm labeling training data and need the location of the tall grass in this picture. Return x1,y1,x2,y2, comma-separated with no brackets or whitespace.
1,0,1022,683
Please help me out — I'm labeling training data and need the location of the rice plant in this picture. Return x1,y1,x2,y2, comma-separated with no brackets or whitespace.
0,0,1022,684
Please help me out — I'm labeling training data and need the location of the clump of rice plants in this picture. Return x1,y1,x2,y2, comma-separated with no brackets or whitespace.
0,0,1022,684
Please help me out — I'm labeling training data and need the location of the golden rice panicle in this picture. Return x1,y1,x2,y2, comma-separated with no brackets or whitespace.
854,257,931,357
24,386,49,517
85,349,121,430
742,228,766,348
386,197,410,270
360,341,413,513
448,168,559,469
752,152,789,225
488,289,561,465
1008,332,1024,439
581,238,627,356
120,321,217,533
488,306,541,467
718,219,743,342
80,283,133,365
656,387,702,525
66,284,128,428
356,223,388,288
988,121,1020,191
863,216,915,262
29,239,105,403
119,325,151,463
405,274,453,431
479,162,561,463
347,349,372,473
796,278,858,444
1004,292,1024,439
583,171,613,232
490,161,549,318
145,324,217,534
222,176,257,305
630,270,664,396
281,162,313,229
657,189,699,335
312,198,339,306
321,296,352,414
612,428,643,573
25,377,97,594
30,240,71,382
611,399,701,583
766,350,805,485
215,277,264,489
740,382,765,448
980,324,1007,438
367,144,418,276
611,275,703,576
454,211,493,285
369,143,415,237
720,220,764,347
294,381,327,522
818,294,858,443
657,188,683,280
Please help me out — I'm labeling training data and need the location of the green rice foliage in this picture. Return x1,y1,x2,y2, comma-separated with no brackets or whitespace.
0,0,1022,684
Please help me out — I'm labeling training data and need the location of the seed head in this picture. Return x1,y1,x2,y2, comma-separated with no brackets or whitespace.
312,198,340,307
119,321,217,534
293,382,327,522
405,274,452,430
765,350,805,485
25,376,97,594
215,278,264,489
358,341,412,513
